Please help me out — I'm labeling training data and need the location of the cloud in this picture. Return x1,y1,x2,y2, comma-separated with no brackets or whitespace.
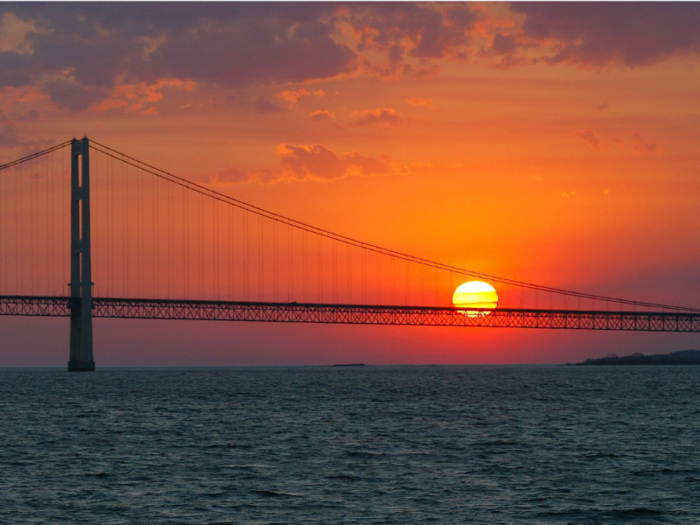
277,143,401,180
90,78,194,115
252,95,285,114
1,2,699,114
0,119,53,156
632,133,658,154
344,3,483,62
492,33,517,55
573,130,603,151
0,122,18,148
597,102,610,111
352,107,404,126
309,110,333,122
406,97,434,109
200,143,405,185
511,3,700,67
199,167,251,186
276,88,325,106
0,3,480,109
0,3,355,111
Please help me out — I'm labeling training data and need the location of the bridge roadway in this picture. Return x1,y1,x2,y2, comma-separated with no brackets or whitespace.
1,296,700,332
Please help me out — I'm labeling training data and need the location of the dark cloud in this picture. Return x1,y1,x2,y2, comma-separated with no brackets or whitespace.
0,2,355,111
345,3,483,61
512,3,700,67
42,79,109,113
252,95,285,114
9,3,479,109
492,33,517,55
0,51,34,88
5,1,694,114
0,122,18,148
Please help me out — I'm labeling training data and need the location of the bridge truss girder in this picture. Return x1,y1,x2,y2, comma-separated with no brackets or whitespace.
1,296,700,332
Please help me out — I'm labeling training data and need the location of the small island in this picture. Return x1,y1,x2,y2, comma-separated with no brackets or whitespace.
571,349,700,366
331,363,366,367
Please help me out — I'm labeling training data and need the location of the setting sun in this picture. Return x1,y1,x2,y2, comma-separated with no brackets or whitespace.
452,281,499,314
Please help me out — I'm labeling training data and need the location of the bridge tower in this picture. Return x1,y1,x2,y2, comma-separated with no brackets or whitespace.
68,137,95,372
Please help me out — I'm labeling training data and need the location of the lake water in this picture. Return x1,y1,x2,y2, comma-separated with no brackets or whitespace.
1,365,699,523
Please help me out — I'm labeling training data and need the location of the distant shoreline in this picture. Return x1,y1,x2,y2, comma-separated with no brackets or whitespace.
569,349,700,366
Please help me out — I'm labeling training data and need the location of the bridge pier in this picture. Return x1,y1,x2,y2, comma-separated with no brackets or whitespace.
68,137,95,372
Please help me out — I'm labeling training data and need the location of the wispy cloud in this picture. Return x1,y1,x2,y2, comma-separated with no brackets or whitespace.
573,130,603,151
406,97,435,109
276,89,325,106
352,107,404,126
200,143,405,185
309,110,333,122
632,133,659,154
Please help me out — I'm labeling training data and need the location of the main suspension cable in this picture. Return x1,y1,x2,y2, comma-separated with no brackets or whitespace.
89,139,700,313
0,141,72,172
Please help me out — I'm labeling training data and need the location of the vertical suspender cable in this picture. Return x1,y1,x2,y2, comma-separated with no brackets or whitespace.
152,168,156,297
170,181,174,298
258,214,263,301
109,154,114,296
94,153,99,296
376,251,379,305
0,158,4,294
0,162,4,293
180,185,185,298
2,159,7,293
434,267,437,306
124,162,129,296
317,234,321,302
244,209,249,300
184,186,189,299
19,162,23,293
62,149,66,294
288,223,293,302
153,173,161,297
29,158,33,295
347,243,350,304
136,166,141,297
229,204,233,300
47,153,52,294
271,218,275,301
391,256,395,305
405,260,409,306
198,193,203,299
418,263,422,306
304,230,308,303
29,159,34,295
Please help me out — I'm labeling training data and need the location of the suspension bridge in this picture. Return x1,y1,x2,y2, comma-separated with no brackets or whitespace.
1,137,698,371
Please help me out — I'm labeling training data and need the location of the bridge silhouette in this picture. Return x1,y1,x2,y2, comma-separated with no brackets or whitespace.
1,138,698,371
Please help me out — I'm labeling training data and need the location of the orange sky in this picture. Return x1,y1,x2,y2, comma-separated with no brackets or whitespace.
1,2,699,366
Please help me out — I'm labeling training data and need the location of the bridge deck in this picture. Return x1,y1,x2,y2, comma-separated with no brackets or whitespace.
1,296,699,332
